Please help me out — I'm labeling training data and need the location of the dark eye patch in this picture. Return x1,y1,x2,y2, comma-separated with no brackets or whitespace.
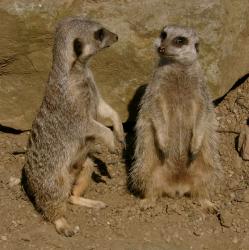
94,28,105,41
160,31,167,40
173,36,188,47
73,38,82,57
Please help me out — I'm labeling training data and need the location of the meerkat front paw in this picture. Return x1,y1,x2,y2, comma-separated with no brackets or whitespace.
109,130,125,155
108,137,116,153
102,128,117,154
114,123,125,146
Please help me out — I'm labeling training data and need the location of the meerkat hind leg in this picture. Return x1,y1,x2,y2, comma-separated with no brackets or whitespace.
72,158,94,197
189,153,218,214
191,182,218,214
69,158,107,209
139,164,168,210
54,217,80,237
69,196,106,209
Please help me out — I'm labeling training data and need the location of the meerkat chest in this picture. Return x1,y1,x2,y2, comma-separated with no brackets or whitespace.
161,76,198,109
84,70,99,117
68,69,99,116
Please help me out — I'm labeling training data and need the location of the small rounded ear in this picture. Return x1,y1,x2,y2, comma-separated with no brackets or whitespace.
73,38,82,57
195,43,199,53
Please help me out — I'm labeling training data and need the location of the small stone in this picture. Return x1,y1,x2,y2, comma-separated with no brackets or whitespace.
20,235,31,242
193,229,203,237
243,189,249,203
232,236,239,244
219,211,233,228
1,235,7,241
230,192,235,200
8,177,20,187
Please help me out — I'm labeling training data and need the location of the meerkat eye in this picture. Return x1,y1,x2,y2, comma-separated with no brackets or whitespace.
173,36,188,47
195,43,199,53
160,31,167,40
94,28,105,41
73,38,82,57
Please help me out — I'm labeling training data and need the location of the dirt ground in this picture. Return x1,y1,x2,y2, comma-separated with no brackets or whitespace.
1,80,249,250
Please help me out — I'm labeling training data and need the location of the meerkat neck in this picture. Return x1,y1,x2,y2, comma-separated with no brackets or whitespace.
71,59,89,74
52,41,72,74
158,60,201,74
51,30,81,79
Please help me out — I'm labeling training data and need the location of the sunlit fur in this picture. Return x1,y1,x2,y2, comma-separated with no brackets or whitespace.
130,25,220,211
23,17,123,237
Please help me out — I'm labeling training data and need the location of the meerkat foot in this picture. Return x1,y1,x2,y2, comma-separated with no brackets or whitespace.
139,198,156,211
69,196,107,209
54,217,80,237
200,199,218,214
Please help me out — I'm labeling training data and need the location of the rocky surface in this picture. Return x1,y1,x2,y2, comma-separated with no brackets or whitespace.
0,0,249,130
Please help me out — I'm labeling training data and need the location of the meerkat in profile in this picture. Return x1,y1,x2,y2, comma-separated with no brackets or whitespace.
130,25,219,211
23,17,124,237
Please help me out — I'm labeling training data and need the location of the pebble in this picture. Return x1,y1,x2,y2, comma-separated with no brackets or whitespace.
1,235,7,241
243,188,249,203
8,177,20,187
219,211,233,228
193,229,203,237
232,236,239,244
20,235,31,242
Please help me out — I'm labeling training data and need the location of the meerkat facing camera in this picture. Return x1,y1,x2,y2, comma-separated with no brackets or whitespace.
23,17,124,237
130,25,219,211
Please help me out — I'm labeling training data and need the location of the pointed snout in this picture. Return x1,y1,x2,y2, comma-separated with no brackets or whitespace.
105,30,118,47
110,32,118,43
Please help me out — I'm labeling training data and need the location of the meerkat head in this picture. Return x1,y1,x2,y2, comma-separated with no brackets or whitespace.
54,17,118,66
155,25,199,65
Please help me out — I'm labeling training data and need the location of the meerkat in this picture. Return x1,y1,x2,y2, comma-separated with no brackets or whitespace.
130,25,219,211
22,17,124,237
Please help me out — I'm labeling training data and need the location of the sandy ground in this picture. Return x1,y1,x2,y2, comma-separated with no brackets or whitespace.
0,80,249,250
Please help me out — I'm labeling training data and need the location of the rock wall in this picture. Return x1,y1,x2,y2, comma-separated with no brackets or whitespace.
0,0,249,129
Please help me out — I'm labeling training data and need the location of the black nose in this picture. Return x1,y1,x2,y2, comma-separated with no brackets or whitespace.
158,46,165,54
115,35,118,41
